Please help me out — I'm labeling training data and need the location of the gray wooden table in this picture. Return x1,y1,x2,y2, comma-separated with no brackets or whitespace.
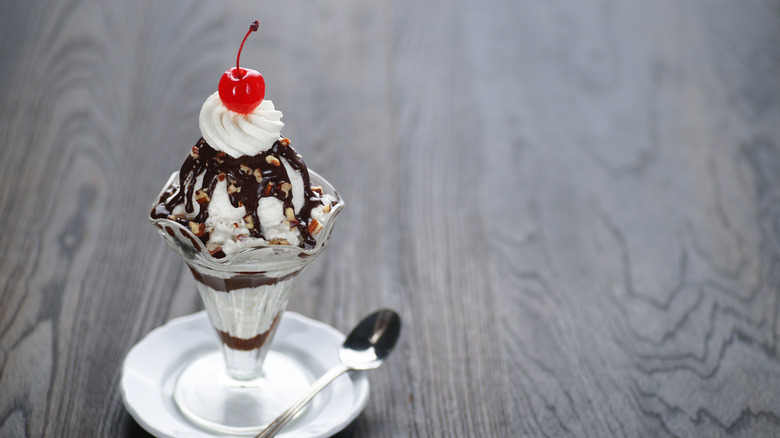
2,1,780,437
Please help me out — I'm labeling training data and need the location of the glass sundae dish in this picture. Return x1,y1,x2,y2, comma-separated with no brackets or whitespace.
148,21,343,434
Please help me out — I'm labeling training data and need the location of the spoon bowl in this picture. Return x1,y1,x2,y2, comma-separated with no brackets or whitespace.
340,309,402,370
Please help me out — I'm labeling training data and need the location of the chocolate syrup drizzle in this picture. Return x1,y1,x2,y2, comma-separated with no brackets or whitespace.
218,312,282,350
151,138,325,256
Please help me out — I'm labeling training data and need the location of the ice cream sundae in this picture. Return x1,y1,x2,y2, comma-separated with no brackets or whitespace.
149,20,342,382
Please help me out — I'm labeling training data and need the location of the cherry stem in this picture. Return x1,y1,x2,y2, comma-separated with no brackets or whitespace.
235,20,260,79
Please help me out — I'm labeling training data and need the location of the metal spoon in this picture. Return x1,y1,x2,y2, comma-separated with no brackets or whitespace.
256,309,402,438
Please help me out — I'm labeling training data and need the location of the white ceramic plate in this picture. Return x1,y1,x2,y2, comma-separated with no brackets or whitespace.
121,311,369,437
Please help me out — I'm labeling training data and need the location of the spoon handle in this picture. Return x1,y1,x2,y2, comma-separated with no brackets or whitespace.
256,363,351,438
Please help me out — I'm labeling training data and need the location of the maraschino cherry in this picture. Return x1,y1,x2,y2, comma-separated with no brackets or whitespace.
218,20,265,114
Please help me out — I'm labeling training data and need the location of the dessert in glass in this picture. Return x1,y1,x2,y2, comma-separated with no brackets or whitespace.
149,21,343,434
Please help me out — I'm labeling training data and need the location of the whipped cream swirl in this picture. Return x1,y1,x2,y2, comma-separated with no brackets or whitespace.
199,92,284,158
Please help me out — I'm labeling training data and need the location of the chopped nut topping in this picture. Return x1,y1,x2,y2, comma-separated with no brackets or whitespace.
308,218,323,235
194,189,210,204
269,238,290,245
217,173,226,182
311,185,323,195
254,168,264,182
190,145,200,159
266,155,281,167
227,183,240,194
207,242,222,255
189,221,206,236
263,182,274,196
281,182,292,198
280,138,290,147
240,164,252,174
244,215,255,230
285,207,295,221
322,202,331,213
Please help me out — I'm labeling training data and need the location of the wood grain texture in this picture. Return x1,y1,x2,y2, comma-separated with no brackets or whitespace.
1,0,780,437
